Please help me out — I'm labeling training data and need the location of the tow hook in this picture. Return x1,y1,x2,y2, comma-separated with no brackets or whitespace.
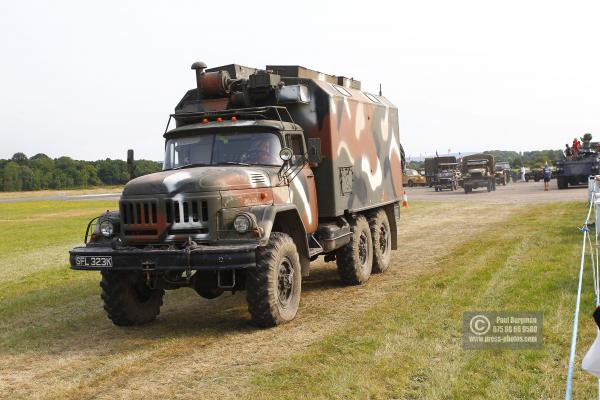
184,236,198,284
141,261,156,286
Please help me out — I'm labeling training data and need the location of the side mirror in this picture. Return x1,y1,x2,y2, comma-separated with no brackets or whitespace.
279,148,293,162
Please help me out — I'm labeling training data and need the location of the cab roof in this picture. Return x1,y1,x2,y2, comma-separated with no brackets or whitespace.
164,119,300,139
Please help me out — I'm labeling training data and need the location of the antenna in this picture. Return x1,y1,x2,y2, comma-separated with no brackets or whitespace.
379,83,382,96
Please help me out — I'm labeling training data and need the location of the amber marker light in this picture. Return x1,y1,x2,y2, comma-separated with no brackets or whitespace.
202,118,209,124
231,116,237,122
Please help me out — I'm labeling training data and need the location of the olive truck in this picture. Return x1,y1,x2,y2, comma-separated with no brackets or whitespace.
431,156,460,192
69,62,403,327
462,153,496,193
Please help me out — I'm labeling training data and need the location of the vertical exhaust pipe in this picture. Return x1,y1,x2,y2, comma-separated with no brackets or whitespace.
191,61,207,99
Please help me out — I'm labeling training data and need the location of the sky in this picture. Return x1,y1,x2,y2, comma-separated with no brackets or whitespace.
1,0,599,161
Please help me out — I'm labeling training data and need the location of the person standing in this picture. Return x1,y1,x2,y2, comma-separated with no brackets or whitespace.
565,144,573,160
573,138,581,156
543,162,551,191
521,166,526,182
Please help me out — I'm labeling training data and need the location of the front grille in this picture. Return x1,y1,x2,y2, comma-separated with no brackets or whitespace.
120,198,210,240
165,199,209,224
121,200,158,225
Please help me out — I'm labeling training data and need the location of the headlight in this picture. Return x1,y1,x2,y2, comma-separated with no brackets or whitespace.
233,214,252,233
99,220,114,237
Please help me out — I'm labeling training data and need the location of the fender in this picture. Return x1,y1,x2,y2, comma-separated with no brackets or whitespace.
259,204,310,277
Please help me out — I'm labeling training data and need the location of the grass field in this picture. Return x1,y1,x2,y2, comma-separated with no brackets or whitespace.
0,198,597,399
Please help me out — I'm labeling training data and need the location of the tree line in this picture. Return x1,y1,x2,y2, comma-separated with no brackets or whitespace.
0,152,162,192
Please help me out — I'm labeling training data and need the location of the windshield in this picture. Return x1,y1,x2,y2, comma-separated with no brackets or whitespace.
164,131,283,170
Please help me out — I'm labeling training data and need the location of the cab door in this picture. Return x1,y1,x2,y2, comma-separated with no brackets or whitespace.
287,133,318,234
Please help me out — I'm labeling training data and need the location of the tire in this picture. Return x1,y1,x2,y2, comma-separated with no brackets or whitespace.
435,186,439,192
100,271,164,326
408,180,414,187
336,214,373,285
487,181,492,192
246,232,301,327
369,210,391,273
464,184,470,194
557,177,568,189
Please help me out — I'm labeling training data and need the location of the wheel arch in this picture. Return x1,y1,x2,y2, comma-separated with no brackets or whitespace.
368,203,398,251
262,205,310,277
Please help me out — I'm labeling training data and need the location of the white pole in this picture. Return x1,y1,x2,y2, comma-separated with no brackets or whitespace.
565,228,588,400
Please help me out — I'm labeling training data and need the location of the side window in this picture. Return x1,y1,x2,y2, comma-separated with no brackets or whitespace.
287,134,306,164
289,135,304,155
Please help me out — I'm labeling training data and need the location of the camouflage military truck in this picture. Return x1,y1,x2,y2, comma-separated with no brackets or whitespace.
494,161,510,185
69,62,403,327
555,144,600,189
431,156,459,192
461,153,496,193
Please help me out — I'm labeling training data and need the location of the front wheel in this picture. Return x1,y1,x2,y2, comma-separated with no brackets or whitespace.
557,177,568,189
408,180,414,187
336,215,373,285
100,271,164,326
246,232,302,327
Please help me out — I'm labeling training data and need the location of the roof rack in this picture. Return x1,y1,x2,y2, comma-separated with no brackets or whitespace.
164,106,298,134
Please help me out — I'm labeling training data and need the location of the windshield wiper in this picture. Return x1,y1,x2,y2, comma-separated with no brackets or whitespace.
171,163,210,170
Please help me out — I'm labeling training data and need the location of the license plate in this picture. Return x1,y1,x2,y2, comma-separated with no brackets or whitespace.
76,256,113,268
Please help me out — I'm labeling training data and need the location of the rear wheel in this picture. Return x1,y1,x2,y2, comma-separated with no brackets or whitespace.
100,271,164,326
408,180,414,187
369,210,391,273
336,215,373,285
246,232,301,327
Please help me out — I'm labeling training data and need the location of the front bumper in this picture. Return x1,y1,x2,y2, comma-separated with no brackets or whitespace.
69,243,257,271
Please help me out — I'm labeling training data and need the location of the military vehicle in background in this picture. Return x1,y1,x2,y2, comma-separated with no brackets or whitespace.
461,153,496,193
530,168,548,182
494,161,511,185
403,168,426,187
69,62,403,327
555,140,600,189
431,156,460,191
424,157,435,187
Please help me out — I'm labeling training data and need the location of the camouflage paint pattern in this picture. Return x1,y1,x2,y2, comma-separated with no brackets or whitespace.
282,78,403,217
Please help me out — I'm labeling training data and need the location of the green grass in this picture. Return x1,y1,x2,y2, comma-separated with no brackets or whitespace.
0,200,118,350
0,199,596,399
248,202,598,399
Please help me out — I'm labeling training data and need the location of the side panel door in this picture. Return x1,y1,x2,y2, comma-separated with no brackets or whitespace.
287,133,318,233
